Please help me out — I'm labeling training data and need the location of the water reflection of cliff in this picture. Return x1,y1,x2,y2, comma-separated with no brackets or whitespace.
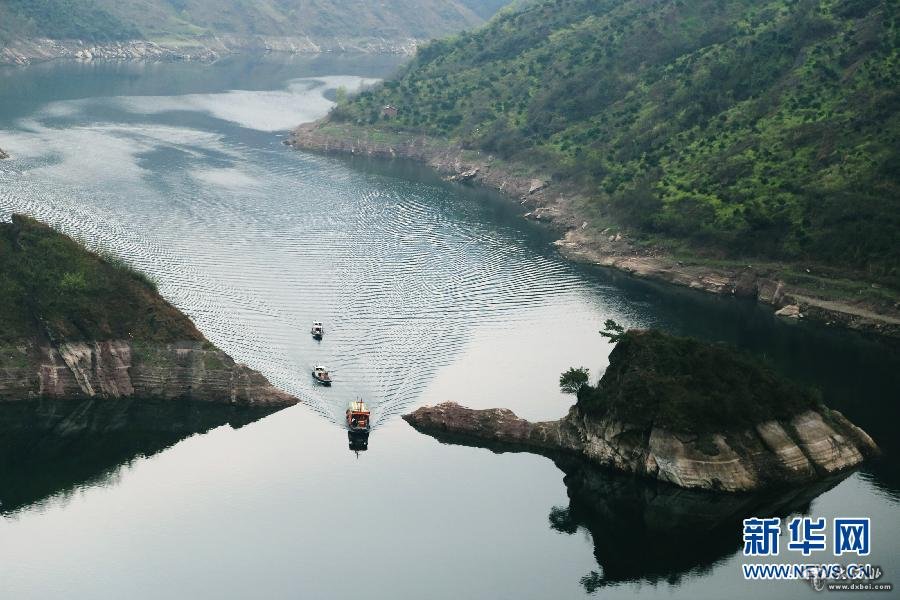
0,399,279,515
552,459,849,592
413,425,852,591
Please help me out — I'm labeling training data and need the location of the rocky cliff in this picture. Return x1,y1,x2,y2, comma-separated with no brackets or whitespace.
0,214,295,408
403,330,879,493
0,339,295,406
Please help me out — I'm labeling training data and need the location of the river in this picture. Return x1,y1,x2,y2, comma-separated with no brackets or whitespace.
0,55,898,599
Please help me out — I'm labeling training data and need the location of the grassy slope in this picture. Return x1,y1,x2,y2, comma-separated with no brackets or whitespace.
0,0,484,44
0,215,203,343
333,0,900,287
576,329,820,435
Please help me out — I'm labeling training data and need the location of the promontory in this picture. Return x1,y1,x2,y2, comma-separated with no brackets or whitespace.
404,329,878,493
0,214,296,408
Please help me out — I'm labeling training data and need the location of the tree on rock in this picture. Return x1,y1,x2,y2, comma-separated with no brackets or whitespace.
599,319,625,344
559,367,589,394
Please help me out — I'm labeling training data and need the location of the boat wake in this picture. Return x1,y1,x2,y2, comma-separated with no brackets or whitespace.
0,75,629,430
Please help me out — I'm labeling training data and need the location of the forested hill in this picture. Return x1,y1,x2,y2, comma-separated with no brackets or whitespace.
334,0,900,283
0,0,486,45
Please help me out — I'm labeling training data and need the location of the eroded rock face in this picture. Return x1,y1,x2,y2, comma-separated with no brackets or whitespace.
403,402,878,493
0,339,296,408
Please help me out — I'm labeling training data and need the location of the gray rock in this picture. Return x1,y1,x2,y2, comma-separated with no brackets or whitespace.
528,179,547,194
775,304,802,318
448,167,479,182
403,401,878,493
1,339,296,408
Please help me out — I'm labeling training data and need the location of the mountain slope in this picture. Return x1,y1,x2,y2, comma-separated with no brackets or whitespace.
331,0,900,284
0,215,200,342
0,0,483,45
0,0,138,43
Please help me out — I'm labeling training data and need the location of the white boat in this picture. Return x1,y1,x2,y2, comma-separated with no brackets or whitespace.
312,365,332,386
311,321,325,340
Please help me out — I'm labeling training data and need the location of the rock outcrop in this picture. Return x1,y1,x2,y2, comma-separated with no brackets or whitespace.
403,330,879,493
775,304,802,318
404,401,877,493
0,339,295,407
0,214,296,409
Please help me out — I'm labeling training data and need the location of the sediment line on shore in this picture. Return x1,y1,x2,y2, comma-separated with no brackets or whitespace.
286,122,900,339
0,36,418,66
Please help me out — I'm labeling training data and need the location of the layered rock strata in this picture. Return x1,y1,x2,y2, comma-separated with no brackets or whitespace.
404,402,878,493
0,339,295,407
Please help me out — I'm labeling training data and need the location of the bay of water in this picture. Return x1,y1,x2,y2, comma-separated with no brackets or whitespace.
0,55,898,599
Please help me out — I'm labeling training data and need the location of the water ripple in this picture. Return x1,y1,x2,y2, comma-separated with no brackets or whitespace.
0,78,625,430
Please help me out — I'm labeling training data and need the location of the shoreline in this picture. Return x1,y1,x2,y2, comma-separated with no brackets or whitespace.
0,36,418,67
286,121,900,339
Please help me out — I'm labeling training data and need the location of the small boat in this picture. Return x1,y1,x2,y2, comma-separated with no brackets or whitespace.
312,365,332,386
346,400,370,431
311,321,325,340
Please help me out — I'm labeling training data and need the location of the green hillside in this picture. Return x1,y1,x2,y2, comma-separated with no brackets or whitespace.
575,329,819,435
0,0,138,43
0,215,203,343
333,0,900,284
0,0,484,44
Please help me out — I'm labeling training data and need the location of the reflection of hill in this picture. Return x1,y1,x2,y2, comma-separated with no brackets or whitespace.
0,399,279,515
411,429,852,591
553,459,850,591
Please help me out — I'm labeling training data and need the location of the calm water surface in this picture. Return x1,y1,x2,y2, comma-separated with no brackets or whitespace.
1,56,898,599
